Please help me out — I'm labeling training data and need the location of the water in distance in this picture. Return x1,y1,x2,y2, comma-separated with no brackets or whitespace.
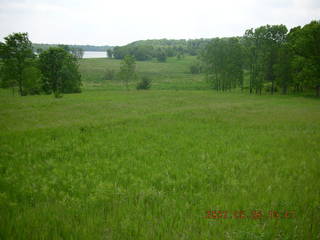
83,51,107,58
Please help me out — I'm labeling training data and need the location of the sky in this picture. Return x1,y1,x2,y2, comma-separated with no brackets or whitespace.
0,0,319,46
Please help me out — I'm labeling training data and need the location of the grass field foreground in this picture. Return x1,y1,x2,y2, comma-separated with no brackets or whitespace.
0,89,319,239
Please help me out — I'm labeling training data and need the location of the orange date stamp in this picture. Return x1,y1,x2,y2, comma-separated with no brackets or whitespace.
204,210,296,220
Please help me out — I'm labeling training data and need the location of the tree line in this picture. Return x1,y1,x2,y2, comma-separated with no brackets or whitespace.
108,39,212,62
1,20,319,97
33,43,112,53
200,20,320,96
0,33,82,97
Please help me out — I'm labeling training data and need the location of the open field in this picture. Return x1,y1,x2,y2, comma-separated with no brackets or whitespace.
79,56,209,91
0,88,320,239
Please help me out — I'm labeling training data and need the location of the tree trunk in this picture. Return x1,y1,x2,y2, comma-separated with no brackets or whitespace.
250,64,253,94
316,85,320,97
18,73,23,96
282,85,287,95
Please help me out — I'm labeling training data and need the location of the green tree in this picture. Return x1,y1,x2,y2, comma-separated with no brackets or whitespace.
244,25,288,94
289,21,320,96
273,43,293,94
58,44,71,52
0,32,35,95
22,65,42,95
71,47,84,59
36,48,43,55
201,37,244,91
156,49,167,62
132,45,153,61
189,60,202,74
39,47,81,97
107,49,113,58
119,55,136,90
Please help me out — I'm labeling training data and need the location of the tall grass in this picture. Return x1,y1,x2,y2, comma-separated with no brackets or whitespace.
0,90,319,239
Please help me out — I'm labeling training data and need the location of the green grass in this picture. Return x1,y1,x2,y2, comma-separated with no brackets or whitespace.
0,89,319,239
79,56,208,90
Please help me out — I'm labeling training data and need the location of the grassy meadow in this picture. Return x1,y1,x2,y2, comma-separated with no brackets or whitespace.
0,57,320,239
79,56,208,91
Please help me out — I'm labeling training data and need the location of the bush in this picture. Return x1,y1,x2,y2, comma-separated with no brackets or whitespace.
156,51,167,62
104,69,115,80
136,76,152,90
189,61,202,74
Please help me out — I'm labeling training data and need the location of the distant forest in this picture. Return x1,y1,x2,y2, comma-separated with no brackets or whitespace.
33,43,113,52
111,39,212,60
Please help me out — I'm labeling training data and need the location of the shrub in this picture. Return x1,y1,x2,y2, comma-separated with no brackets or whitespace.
136,76,152,90
189,61,202,74
104,69,116,80
156,51,167,62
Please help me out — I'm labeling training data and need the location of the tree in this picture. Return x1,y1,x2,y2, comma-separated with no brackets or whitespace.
36,48,43,55
39,47,81,97
113,46,128,59
58,44,71,52
156,49,167,62
0,33,35,95
273,43,294,94
201,37,244,91
262,25,288,94
22,65,42,95
189,60,202,74
119,55,136,90
289,21,320,97
131,45,153,61
113,45,153,61
243,25,288,94
107,49,113,58
71,47,84,59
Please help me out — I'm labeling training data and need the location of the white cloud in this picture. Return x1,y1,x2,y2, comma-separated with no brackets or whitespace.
0,0,319,45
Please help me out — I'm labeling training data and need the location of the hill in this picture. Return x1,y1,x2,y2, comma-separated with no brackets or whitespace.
112,38,213,60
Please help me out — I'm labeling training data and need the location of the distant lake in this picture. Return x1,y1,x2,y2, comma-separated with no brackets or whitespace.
83,51,107,58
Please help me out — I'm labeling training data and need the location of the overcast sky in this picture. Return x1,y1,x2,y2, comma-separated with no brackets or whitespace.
0,0,319,46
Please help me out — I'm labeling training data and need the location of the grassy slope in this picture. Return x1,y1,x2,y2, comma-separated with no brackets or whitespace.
0,58,320,239
0,90,319,239
79,56,208,90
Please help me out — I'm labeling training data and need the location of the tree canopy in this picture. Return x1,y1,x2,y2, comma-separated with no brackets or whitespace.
0,32,35,95
39,47,81,97
112,39,211,61
119,55,136,90
201,37,244,91
200,20,320,96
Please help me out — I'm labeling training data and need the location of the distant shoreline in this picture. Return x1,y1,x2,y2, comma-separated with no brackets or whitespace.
33,43,113,52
